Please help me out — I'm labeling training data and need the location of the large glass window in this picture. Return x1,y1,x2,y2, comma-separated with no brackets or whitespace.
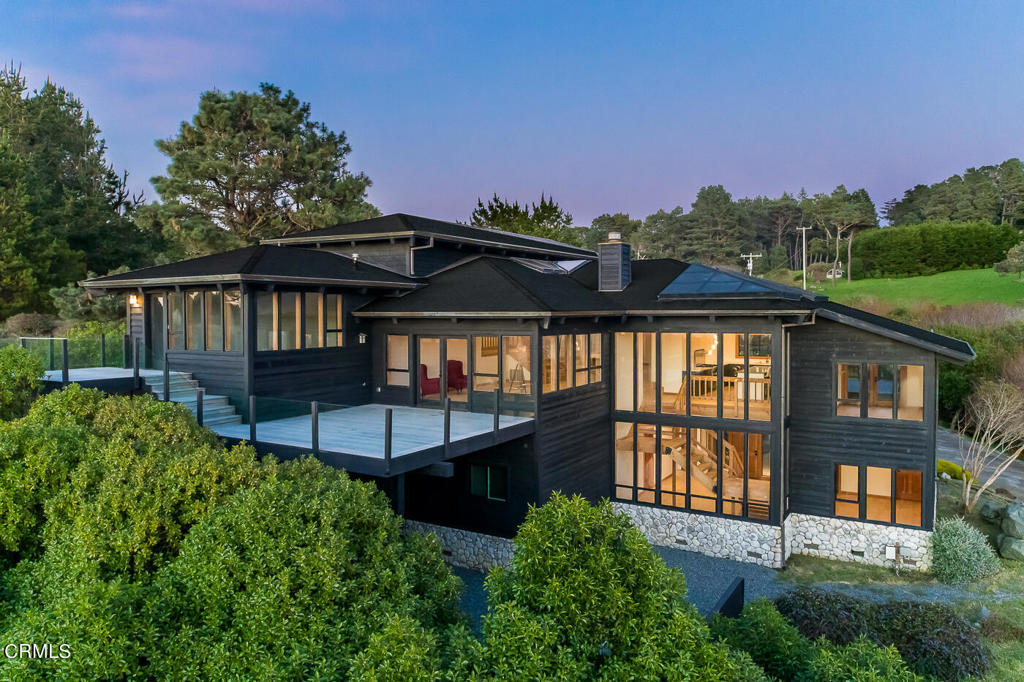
256,291,277,351
836,363,861,417
204,291,223,351
542,336,557,394
660,333,687,415
185,290,203,350
502,335,531,395
660,425,687,508
898,365,924,421
614,422,634,501
690,333,718,417
446,338,469,403
304,292,323,349
589,333,602,382
614,332,634,411
868,364,895,419
386,334,409,386
895,470,923,526
746,334,771,422
224,290,241,352
723,333,744,419
470,464,508,502
636,332,656,412
636,422,657,503
689,428,717,512
474,336,500,393
574,334,589,387
557,334,571,390
279,292,300,351
746,433,771,520
325,294,342,347
167,292,184,350
834,464,859,518
866,466,892,522
418,337,441,400
722,431,745,516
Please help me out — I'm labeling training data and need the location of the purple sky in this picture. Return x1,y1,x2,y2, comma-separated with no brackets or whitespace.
5,1,1024,225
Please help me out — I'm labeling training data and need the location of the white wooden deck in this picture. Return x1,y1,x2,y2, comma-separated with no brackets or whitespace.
212,403,533,460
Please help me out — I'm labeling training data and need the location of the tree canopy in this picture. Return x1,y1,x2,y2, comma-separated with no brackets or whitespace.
471,193,583,246
884,158,1024,226
147,83,379,259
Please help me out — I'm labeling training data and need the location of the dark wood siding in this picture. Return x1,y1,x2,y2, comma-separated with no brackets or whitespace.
166,351,246,406
536,381,612,502
787,319,937,529
411,245,473,276
404,437,538,538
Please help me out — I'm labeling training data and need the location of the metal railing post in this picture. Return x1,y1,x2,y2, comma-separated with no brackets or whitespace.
249,395,257,443
133,338,140,390
493,388,500,438
49,337,55,371
162,350,170,401
61,339,69,386
19,337,26,349
311,400,319,456
123,334,130,369
443,398,451,457
100,333,106,368
384,408,393,476
196,388,204,426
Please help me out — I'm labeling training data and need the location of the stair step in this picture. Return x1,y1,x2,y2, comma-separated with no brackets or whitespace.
203,414,243,426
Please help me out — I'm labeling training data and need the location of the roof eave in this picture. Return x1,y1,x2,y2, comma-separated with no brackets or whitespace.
80,273,421,290
815,307,976,365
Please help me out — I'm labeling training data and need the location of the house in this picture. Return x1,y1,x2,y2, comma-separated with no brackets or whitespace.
79,213,974,571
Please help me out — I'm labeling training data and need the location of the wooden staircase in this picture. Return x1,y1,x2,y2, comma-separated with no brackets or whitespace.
143,371,242,427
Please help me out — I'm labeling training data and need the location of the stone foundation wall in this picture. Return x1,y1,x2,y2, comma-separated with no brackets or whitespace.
612,502,784,568
784,513,932,571
405,520,513,571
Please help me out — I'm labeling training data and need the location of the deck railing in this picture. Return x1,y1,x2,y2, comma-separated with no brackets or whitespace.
21,334,131,385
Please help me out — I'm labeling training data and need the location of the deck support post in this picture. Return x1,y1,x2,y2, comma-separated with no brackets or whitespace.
49,337,55,371
61,339,69,386
443,398,451,457
133,337,141,390
384,408,393,476
100,334,106,367
123,335,130,369
311,401,319,456
395,473,405,516
196,388,204,426
19,338,26,349
249,395,257,443
162,351,170,402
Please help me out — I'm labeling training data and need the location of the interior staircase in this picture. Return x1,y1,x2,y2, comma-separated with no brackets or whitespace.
143,371,243,427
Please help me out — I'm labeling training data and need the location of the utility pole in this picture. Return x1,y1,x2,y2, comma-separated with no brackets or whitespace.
797,226,812,290
740,253,762,277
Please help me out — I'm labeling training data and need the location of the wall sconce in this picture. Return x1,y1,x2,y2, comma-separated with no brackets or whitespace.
128,294,139,307
358,332,367,344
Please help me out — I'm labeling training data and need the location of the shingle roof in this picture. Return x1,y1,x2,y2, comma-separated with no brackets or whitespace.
81,245,420,289
261,213,597,260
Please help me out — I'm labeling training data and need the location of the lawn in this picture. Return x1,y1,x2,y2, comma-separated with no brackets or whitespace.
780,479,1024,680
805,268,1024,308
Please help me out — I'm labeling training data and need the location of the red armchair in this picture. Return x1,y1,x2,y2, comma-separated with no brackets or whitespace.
447,359,468,392
419,364,440,396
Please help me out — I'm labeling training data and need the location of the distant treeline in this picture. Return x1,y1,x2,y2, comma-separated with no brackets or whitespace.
852,221,1020,279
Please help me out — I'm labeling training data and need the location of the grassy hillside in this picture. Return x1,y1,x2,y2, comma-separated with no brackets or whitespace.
811,269,1024,308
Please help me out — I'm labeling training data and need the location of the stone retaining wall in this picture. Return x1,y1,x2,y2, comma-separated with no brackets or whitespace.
784,513,932,571
612,502,784,568
405,520,513,571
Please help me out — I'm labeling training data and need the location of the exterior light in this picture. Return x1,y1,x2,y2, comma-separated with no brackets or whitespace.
128,294,139,307
607,230,622,242
358,332,367,344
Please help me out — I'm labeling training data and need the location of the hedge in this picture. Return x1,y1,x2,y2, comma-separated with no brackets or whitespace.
851,221,1019,279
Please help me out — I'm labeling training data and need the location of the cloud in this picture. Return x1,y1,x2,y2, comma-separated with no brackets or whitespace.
89,32,255,83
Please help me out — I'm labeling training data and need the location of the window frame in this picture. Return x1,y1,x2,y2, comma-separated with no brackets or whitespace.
469,463,509,502
385,334,411,387
834,360,926,422
541,332,605,394
832,463,924,528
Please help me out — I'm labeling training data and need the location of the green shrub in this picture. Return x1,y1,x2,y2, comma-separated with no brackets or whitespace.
852,221,1019,279
937,459,972,481
710,599,813,681
776,588,990,681
935,322,1024,419
475,492,748,680
931,516,1000,585
808,636,924,682
148,463,464,681
0,345,42,420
